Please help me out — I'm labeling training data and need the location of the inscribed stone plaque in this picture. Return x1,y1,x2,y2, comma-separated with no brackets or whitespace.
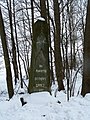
28,19,50,93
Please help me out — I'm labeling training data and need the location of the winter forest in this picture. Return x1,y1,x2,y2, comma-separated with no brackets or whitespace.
0,0,90,120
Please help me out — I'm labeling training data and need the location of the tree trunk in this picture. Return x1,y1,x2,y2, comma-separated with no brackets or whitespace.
6,0,19,85
31,0,34,39
81,0,90,96
40,0,47,19
53,0,64,91
0,8,14,99
13,0,23,88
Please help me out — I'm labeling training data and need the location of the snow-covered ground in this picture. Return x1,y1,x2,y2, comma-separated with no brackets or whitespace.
0,58,90,120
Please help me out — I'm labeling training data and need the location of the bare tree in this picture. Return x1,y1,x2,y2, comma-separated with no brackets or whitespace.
0,8,14,99
13,0,23,88
53,0,65,91
81,0,90,96
6,0,19,85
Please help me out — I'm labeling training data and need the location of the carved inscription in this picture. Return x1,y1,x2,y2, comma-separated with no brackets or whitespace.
36,69,47,73
35,77,46,81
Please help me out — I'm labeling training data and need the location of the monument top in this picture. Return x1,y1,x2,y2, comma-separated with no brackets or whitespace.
37,17,45,21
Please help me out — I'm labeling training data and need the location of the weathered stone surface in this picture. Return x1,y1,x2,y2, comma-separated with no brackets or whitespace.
28,20,50,93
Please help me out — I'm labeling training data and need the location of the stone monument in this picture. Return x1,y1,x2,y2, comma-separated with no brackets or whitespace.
28,19,50,93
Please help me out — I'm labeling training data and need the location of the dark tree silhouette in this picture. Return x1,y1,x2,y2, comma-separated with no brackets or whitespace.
81,0,90,96
53,0,65,91
0,8,14,99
